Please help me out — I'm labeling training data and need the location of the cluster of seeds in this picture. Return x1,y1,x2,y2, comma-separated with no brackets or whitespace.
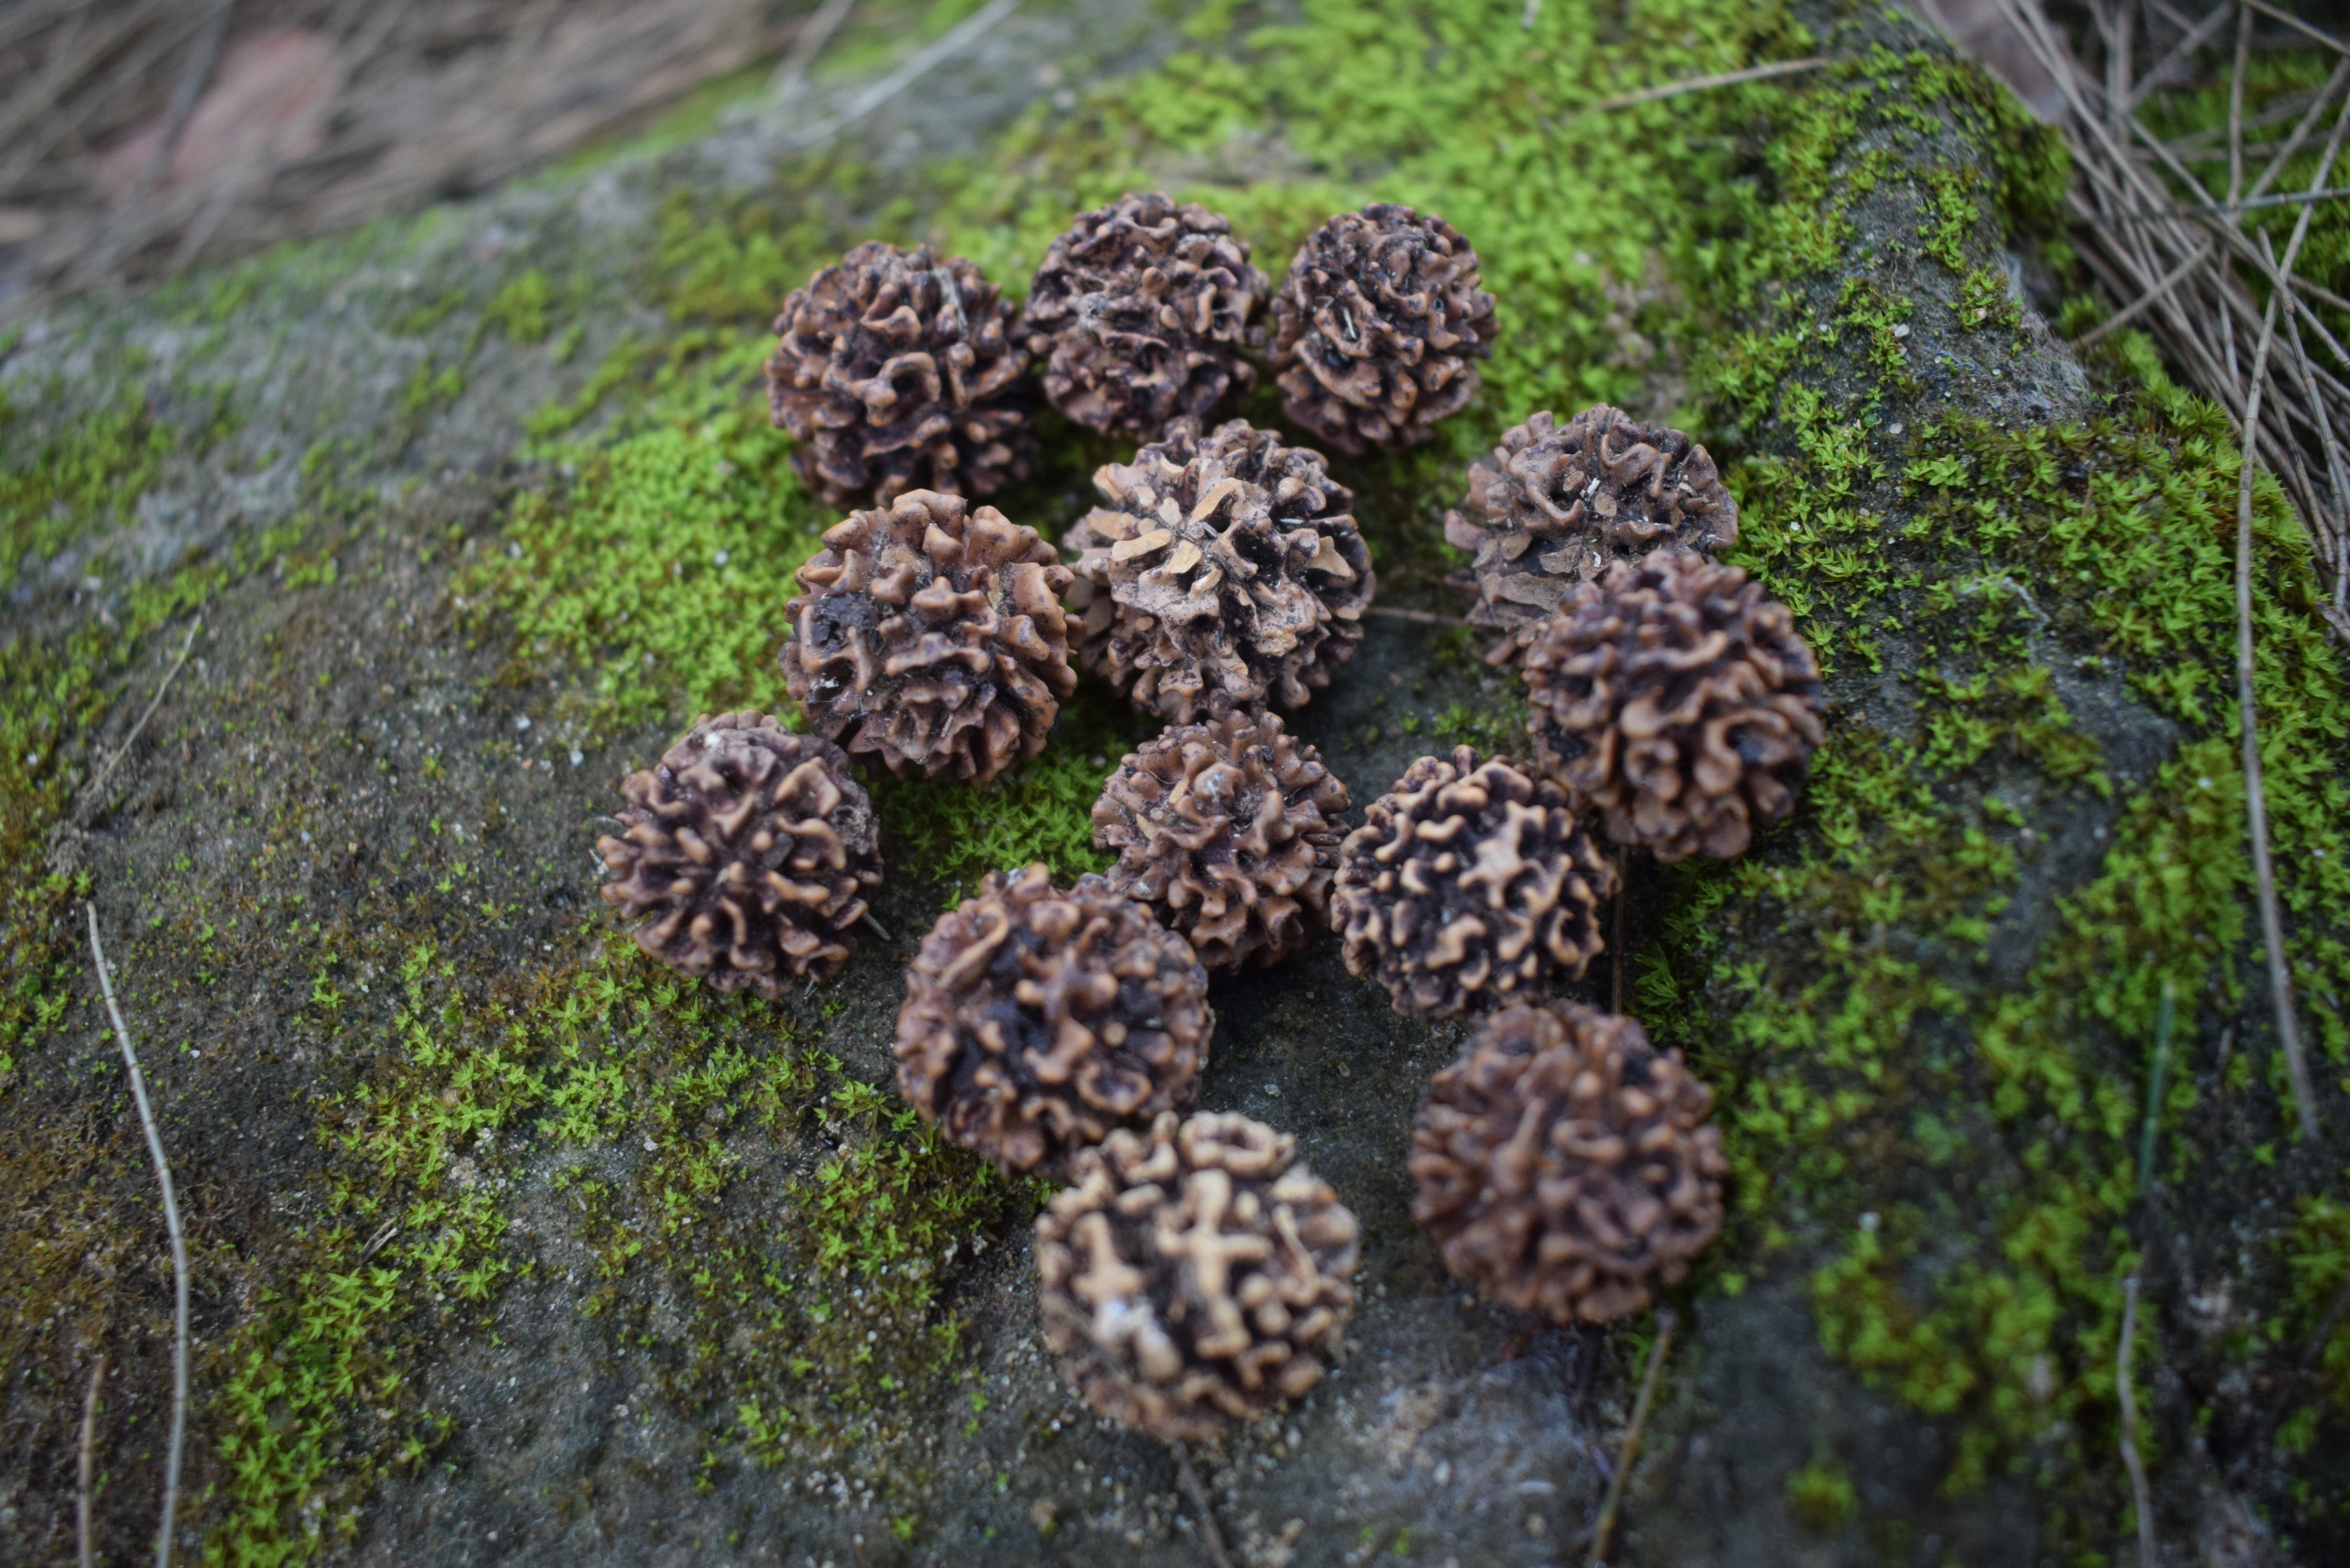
589,192,1832,1449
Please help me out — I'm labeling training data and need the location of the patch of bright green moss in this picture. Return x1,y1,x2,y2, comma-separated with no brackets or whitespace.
206,929,1019,1563
0,379,233,593
1787,1456,1858,1530
463,398,826,741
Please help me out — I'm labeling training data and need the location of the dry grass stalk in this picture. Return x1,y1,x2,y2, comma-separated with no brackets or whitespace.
1587,1306,1675,1567
79,615,200,815
1980,0,2340,1140
1173,1446,1234,1568
78,1352,106,1568
1993,0,2350,645
86,906,188,1568
770,0,856,100
1588,56,1828,111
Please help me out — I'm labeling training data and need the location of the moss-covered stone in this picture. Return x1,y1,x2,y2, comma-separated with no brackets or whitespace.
4,1,2348,1564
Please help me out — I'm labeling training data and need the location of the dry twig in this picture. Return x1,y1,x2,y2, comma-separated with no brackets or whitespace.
78,1353,106,1568
87,906,188,1568
1589,56,1826,111
1362,604,1466,626
2238,232,2320,1143
776,0,1023,151
770,0,857,101
1173,1446,1234,1568
1587,1307,1675,1567
80,616,201,812
1988,0,2350,634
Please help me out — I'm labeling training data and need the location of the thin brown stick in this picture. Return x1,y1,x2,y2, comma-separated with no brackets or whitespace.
117,0,232,205
2280,294,2350,529
1588,56,1826,111
2239,0,2348,55
769,0,856,99
2127,0,2234,110
81,616,202,810
2100,182,2350,221
2118,1277,2157,1567
1587,1307,1674,1567
87,906,187,1568
1173,1446,1234,1568
2073,237,2215,344
1362,604,1465,626
2229,1,2252,210
2238,233,2320,1144
775,0,1022,151
0,0,168,153
2244,54,2350,204
2108,0,2136,143
78,1353,106,1568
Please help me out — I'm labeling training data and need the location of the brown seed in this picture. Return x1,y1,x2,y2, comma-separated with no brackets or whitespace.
1035,1110,1357,1440
765,241,1031,508
1331,747,1615,1019
1270,204,1495,455
1092,708,1351,973
1024,192,1269,437
596,712,880,995
1064,420,1373,722
895,866,1211,1177
782,490,1075,785
1446,406,1738,664
1521,548,1823,863
1411,1001,1725,1323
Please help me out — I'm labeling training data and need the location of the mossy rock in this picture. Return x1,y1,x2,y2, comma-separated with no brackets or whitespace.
4,2,2348,1565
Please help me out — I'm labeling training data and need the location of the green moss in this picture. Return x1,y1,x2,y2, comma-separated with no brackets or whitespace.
475,269,553,347
463,402,825,741
16,0,2340,1553
206,928,1023,1563
878,745,1119,904
1787,1456,1858,1530
0,380,213,593
2285,1197,2350,1413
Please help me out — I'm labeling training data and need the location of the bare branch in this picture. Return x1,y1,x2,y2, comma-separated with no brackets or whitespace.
1588,1307,1675,1567
2239,230,2319,1144
79,616,202,813
78,1353,106,1568
1588,56,1826,111
86,906,189,1568
1173,1446,1233,1568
